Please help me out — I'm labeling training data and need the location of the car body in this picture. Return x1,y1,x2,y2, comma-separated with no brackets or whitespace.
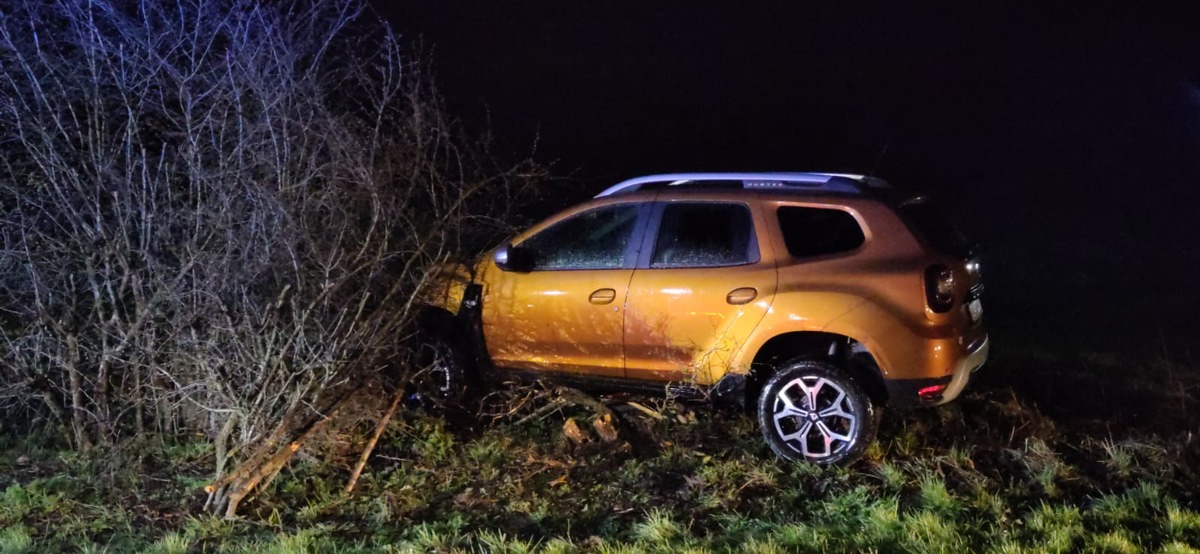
422,172,989,464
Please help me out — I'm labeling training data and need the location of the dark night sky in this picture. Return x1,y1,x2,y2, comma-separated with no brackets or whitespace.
379,2,1200,330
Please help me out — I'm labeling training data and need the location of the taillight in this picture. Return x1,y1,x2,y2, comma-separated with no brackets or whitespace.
925,264,955,313
918,383,948,401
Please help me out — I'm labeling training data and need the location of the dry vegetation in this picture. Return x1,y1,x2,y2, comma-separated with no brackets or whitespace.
0,0,541,521
1,0,1199,553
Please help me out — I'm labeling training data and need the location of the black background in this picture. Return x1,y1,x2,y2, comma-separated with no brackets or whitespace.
379,2,1200,342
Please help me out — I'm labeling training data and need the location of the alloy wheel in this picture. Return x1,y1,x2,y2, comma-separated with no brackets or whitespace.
771,375,859,459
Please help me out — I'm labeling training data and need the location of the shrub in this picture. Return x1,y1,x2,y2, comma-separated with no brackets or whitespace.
0,0,541,516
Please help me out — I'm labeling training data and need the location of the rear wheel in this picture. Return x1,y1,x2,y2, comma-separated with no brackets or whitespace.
757,360,876,465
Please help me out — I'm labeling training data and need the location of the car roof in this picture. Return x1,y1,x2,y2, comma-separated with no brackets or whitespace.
594,172,892,198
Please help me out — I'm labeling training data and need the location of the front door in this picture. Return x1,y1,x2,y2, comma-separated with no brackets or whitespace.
481,203,646,377
623,201,778,385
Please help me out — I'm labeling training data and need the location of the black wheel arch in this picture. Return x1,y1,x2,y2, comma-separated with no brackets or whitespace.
745,331,888,411
417,305,462,339
417,285,491,378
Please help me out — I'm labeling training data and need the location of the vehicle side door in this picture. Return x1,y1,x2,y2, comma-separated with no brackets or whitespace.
481,202,650,377
622,200,778,385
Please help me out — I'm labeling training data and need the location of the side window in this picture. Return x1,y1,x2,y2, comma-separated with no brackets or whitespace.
519,204,640,270
777,206,865,259
651,203,756,268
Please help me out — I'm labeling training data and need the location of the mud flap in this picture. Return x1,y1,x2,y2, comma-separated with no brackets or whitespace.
712,373,748,410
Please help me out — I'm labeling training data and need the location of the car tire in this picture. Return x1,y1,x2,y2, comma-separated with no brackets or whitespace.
407,332,473,411
757,359,877,465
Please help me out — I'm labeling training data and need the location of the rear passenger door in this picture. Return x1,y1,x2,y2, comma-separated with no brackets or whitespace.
622,201,778,385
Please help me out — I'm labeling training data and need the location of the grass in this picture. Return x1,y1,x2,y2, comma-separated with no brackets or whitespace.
0,526,33,554
0,329,1198,552
1025,502,1083,553
632,508,685,546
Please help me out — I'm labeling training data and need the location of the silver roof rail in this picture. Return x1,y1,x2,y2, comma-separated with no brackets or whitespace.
594,172,891,198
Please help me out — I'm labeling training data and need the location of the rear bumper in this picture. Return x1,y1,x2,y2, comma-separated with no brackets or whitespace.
885,335,989,407
939,335,989,403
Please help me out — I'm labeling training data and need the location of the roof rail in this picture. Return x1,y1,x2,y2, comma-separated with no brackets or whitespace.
594,172,890,198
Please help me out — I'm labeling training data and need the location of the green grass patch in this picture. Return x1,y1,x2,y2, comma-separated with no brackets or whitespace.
1,339,1198,552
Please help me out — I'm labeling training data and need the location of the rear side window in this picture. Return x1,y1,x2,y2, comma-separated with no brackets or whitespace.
777,206,865,259
651,203,756,268
897,198,971,256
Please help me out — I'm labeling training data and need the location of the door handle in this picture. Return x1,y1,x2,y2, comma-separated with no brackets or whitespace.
726,287,757,305
589,288,617,305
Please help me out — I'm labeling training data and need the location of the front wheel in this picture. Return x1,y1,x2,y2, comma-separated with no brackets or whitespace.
757,360,877,465
407,334,473,411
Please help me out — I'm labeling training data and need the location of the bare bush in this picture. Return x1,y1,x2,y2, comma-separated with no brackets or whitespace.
0,0,540,515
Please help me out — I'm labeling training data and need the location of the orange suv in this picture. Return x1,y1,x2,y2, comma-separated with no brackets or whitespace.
421,173,989,464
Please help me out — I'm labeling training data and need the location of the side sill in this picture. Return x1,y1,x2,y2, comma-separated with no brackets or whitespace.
494,369,719,401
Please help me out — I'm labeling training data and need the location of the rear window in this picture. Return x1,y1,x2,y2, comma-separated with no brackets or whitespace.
897,197,972,256
777,206,865,259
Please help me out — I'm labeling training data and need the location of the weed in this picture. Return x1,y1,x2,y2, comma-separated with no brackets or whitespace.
0,526,33,554
466,433,509,469
819,485,872,533
410,419,456,462
593,541,643,554
917,473,958,514
864,440,887,463
0,484,59,525
1025,502,1083,554
1017,438,1069,496
874,461,906,491
476,530,538,554
366,495,393,528
1091,492,1142,529
1128,481,1167,513
1166,499,1200,540
1091,481,1168,535
988,539,1024,554
860,495,901,548
768,523,827,551
1160,542,1200,554
968,487,1008,522
1101,438,1137,479
1031,462,1063,498
890,423,922,457
161,441,214,466
237,528,323,554
939,446,975,472
401,516,468,551
698,459,775,510
182,514,237,542
1085,530,1139,554
899,510,965,554
541,537,578,554
148,532,190,554
633,508,685,545
739,537,785,554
